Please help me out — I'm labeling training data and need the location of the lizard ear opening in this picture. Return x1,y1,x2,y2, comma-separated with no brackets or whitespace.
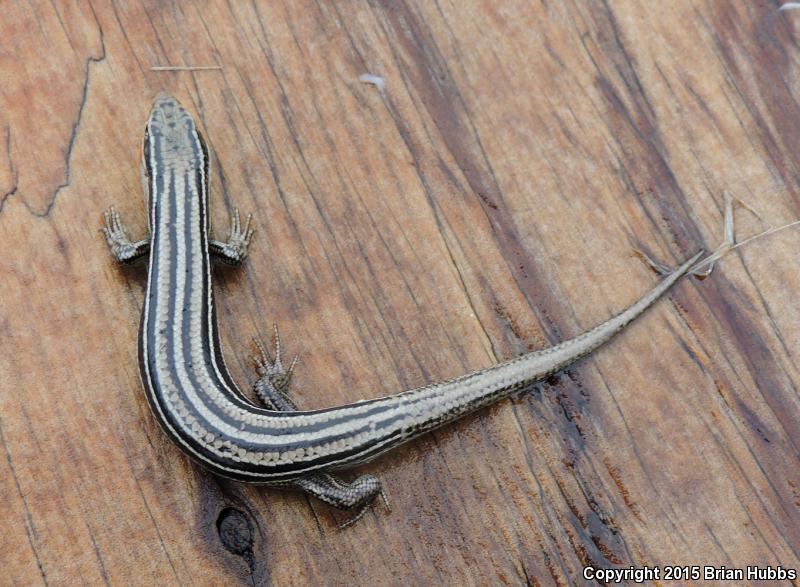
141,126,154,228
196,126,210,179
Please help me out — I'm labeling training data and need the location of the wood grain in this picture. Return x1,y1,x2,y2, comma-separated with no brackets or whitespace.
2,1,799,585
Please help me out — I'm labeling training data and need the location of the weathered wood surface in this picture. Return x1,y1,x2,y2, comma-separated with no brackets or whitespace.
2,1,800,585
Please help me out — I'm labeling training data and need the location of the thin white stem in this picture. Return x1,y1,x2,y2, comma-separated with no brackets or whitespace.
151,65,223,71
690,219,800,274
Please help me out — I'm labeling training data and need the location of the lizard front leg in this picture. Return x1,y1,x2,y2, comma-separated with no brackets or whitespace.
101,206,150,263
102,205,255,265
210,208,254,265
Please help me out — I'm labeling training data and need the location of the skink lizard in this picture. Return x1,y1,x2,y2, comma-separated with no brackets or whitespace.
103,94,701,525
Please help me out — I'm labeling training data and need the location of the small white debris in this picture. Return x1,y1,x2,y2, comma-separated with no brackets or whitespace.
358,73,386,93
780,2,800,10
690,191,736,277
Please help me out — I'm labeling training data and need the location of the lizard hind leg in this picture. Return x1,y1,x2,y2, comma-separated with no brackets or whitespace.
295,474,389,529
252,324,299,409
250,327,389,528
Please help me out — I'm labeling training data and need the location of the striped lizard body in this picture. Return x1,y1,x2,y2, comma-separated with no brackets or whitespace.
103,93,700,525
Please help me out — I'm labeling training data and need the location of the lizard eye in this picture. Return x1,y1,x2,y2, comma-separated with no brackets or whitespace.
142,126,153,178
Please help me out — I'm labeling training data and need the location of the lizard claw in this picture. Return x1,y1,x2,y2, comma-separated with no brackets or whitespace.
252,324,298,393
